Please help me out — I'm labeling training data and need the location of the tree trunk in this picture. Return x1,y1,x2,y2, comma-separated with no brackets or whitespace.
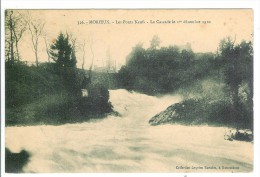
10,21,14,64
7,43,11,62
231,84,240,128
35,39,39,67
82,49,85,70
44,37,50,62
35,49,38,67
233,84,239,109
15,39,20,61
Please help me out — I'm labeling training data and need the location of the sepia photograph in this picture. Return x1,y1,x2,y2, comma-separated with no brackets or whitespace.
3,9,255,173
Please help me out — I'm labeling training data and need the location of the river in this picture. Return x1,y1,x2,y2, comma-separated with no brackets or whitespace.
5,89,253,172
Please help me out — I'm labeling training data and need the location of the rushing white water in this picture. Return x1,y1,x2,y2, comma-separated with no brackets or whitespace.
6,89,253,172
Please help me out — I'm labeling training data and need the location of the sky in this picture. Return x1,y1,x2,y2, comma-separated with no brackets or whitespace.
11,9,253,69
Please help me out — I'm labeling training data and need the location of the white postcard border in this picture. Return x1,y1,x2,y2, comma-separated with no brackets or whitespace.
1,1,260,177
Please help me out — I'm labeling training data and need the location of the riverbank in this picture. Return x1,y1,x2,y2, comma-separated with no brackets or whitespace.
6,62,116,126
149,98,253,129
149,98,253,142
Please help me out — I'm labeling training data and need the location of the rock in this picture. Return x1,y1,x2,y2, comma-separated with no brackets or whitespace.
224,129,253,142
5,148,31,173
149,105,176,126
81,89,89,97
224,129,236,141
149,99,205,126
232,129,253,142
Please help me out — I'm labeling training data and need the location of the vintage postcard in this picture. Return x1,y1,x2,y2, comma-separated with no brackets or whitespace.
2,9,255,174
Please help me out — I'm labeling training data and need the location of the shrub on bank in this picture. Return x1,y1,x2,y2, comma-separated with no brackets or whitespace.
6,62,113,125
150,98,253,130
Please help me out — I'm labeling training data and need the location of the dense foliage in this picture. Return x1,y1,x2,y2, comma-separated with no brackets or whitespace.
118,43,214,94
217,38,253,128
150,98,253,129
6,32,113,125
6,61,113,125
119,36,253,129
49,32,77,68
6,62,65,108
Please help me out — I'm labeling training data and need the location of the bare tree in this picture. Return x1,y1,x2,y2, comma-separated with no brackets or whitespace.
89,36,94,71
26,13,45,67
82,36,95,88
13,17,26,61
87,36,95,84
5,10,26,63
67,32,77,67
81,39,86,70
81,36,95,89
5,11,14,63
43,33,51,62
79,37,94,71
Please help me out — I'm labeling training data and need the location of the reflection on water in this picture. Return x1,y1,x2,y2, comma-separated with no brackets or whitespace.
6,89,253,172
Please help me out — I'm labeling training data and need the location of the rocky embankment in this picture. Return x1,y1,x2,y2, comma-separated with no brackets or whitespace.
148,99,207,126
149,99,253,142
149,104,177,126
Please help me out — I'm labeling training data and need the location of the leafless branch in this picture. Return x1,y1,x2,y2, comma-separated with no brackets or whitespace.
26,11,45,67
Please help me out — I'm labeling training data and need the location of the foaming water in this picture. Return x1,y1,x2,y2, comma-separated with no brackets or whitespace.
6,89,253,172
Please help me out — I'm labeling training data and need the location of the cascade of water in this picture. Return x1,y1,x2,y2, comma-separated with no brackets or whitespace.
5,89,253,173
